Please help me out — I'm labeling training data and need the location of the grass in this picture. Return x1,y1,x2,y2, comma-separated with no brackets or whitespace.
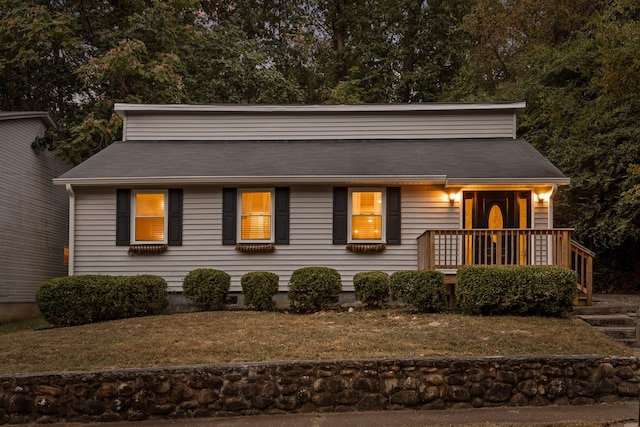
0,309,634,375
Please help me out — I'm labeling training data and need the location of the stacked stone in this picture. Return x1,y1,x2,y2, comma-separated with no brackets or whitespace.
0,356,638,424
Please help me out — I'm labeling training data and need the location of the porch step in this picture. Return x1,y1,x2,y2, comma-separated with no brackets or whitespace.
575,313,636,327
573,304,638,316
573,304,639,348
595,326,637,341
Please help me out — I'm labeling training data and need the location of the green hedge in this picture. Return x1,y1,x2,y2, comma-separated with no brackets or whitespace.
455,266,577,316
103,275,170,319
389,271,414,302
390,270,446,313
353,271,390,307
182,268,230,311
241,271,279,311
36,275,169,327
288,267,342,313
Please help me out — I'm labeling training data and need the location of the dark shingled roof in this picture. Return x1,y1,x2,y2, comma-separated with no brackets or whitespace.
56,138,568,184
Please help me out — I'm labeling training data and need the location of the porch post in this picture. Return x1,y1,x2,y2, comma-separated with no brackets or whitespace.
426,231,436,270
585,249,593,306
417,232,425,270
417,231,436,270
561,230,571,268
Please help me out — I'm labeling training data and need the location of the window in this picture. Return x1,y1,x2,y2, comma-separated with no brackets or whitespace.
133,191,167,243
222,187,289,246
333,187,400,245
116,189,182,246
238,189,274,243
349,189,385,242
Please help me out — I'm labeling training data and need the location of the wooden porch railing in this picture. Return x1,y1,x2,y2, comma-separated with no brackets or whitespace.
417,229,594,306
570,239,595,306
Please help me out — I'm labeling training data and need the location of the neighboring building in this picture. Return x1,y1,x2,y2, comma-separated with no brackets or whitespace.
54,102,593,306
1,112,71,322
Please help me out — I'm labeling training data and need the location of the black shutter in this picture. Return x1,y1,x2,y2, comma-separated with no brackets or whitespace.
386,187,401,245
274,187,290,244
222,188,237,245
116,189,131,246
167,189,183,246
333,187,348,244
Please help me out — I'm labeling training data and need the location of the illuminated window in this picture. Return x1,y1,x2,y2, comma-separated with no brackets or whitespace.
350,190,384,242
239,189,274,242
133,191,167,243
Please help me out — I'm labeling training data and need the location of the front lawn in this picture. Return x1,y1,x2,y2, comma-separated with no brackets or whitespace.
0,310,633,375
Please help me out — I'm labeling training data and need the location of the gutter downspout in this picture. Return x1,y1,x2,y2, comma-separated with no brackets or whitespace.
65,184,75,276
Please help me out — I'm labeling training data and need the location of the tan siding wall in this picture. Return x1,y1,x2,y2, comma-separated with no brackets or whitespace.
72,186,459,292
123,112,515,141
0,119,71,304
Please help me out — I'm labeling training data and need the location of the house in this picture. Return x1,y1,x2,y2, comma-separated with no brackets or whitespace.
54,102,593,307
1,112,72,322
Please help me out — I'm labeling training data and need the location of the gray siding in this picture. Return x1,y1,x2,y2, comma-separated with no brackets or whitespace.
71,185,556,292
72,186,461,292
122,112,516,141
72,185,553,292
0,118,71,303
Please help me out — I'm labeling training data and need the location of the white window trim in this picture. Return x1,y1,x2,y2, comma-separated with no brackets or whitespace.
131,190,168,244
348,188,386,244
237,188,275,244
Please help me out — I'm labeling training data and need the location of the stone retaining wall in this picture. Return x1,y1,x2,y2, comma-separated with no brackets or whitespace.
1,356,639,424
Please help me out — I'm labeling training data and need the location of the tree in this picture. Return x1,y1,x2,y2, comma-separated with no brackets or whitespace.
42,1,197,163
317,0,472,103
22,0,306,163
197,0,329,102
0,1,84,119
5,0,640,291
445,0,640,290
180,23,305,104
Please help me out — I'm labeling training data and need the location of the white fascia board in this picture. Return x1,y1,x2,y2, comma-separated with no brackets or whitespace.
445,177,570,187
0,111,57,128
114,102,527,117
53,175,449,186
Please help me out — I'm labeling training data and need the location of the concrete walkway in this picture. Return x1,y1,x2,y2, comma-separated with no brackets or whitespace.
27,401,640,427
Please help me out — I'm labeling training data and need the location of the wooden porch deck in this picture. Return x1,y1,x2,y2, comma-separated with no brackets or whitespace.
417,229,595,308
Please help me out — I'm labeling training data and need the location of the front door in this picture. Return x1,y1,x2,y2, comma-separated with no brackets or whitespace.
463,191,530,265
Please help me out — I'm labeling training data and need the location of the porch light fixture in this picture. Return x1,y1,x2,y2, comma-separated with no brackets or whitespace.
535,192,551,204
449,192,461,204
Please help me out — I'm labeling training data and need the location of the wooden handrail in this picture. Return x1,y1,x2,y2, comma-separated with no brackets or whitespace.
417,229,594,306
571,240,594,306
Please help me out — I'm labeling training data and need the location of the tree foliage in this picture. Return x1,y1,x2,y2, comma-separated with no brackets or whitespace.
2,0,640,289
444,0,640,290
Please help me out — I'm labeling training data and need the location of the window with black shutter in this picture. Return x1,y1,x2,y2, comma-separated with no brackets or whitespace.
116,188,183,247
333,187,401,246
223,187,289,246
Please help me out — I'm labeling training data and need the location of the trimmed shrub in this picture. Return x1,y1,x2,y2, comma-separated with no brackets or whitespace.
389,271,415,301
288,267,342,313
36,275,103,327
36,275,168,327
103,275,169,320
353,271,390,307
390,270,446,313
182,268,231,311
408,271,446,313
456,266,577,316
241,271,279,311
